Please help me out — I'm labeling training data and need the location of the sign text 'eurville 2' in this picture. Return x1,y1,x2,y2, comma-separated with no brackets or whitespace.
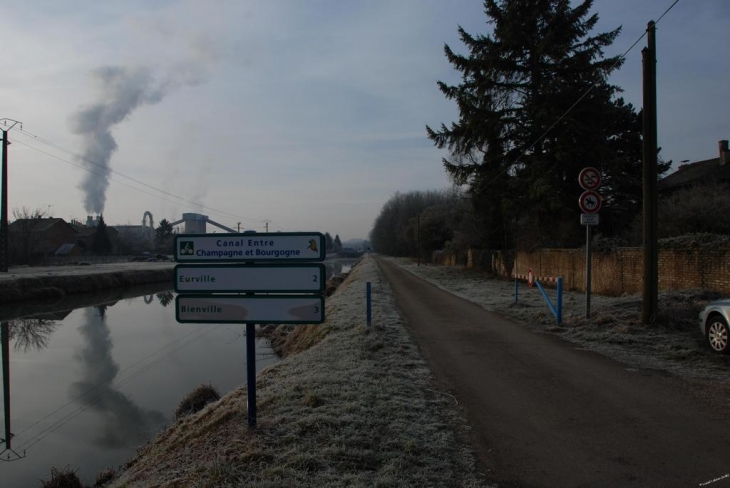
174,232,325,262
174,263,325,294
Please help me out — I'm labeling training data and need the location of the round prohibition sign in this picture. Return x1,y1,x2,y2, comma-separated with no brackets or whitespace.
579,167,602,191
579,190,601,214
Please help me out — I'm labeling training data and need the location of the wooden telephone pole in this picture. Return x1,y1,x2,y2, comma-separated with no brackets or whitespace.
642,22,659,325
0,119,22,273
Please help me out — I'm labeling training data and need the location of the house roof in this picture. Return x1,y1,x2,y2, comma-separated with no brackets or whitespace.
71,224,120,237
659,157,730,192
9,217,78,234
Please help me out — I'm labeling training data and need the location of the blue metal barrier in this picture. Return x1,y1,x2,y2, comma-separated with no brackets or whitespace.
534,277,563,325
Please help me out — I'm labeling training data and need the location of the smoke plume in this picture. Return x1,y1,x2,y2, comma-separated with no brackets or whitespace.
71,306,165,448
70,65,202,214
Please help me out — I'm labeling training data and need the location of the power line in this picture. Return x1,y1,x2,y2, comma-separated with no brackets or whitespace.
656,0,680,24
10,128,268,226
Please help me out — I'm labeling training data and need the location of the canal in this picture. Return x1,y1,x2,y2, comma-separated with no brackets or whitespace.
0,259,356,486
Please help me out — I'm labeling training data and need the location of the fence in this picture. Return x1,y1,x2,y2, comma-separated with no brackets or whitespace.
435,248,730,296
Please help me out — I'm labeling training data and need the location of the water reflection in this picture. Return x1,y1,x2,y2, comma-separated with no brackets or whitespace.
1,322,25,462
324,258,357,281
0,282,173,324
156,292,174,307
9,318,60,353
0,284,280,486
71,306,165,448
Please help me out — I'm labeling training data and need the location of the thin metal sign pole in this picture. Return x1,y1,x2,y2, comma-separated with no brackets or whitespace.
245,249,257,429
246,321,256,429
585,224,592,319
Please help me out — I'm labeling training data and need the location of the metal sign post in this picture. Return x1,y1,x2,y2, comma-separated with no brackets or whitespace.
579,168,602,319
174,231,325,429
246,321,256,428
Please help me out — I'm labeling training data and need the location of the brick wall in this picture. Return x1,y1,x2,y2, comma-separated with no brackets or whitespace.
439,248,730,296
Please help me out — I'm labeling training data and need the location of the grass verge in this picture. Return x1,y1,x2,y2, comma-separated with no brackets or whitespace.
110,256,489,487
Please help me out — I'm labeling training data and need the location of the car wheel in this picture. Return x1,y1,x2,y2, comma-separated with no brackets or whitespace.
706,315,729,354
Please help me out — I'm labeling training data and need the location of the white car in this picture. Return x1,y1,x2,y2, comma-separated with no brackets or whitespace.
699,299,730,354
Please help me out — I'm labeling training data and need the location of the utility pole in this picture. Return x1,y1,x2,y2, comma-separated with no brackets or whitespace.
0,119,22,273
237,222,241,233
263,219,271,233
642,22,659,325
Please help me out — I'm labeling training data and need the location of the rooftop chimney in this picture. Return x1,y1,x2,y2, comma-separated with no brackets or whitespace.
720,140,729,166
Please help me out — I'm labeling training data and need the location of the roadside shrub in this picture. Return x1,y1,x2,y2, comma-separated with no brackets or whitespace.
660,182,730,238
655,289,724,331
174,384,221,420
41,467,85,488
93,468,116,487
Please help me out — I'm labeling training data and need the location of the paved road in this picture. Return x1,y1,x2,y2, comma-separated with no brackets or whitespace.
375,257,730,488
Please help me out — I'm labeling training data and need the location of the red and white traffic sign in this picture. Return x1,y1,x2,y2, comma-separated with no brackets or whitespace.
578,167,601,191
579,191,601,214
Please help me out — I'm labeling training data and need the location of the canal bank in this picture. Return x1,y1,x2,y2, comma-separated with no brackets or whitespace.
0,262,175,304
109,255,489,487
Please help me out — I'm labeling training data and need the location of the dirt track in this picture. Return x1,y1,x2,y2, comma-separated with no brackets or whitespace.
376,256,730,488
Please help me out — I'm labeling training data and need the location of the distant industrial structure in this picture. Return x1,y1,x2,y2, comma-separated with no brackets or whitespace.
111,211,156,253
170,213,236,234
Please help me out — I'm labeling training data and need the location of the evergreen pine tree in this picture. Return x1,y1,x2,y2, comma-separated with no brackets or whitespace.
334,234,342,253
324,232,334,252
92,215,112,255
155,219,175,252
427,0,667,248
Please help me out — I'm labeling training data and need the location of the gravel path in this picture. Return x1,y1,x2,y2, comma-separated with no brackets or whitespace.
385,257,730,384
376,256,730,487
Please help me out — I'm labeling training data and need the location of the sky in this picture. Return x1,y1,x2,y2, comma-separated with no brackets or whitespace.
2,0,728,241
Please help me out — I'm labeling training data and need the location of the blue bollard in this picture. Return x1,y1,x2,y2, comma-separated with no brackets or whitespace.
556,277,563,325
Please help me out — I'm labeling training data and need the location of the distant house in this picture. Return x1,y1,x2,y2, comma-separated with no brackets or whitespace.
8,218,79,264
659,140,730,193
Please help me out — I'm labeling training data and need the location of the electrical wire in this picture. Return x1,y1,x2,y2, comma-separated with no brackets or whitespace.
10,129,279,229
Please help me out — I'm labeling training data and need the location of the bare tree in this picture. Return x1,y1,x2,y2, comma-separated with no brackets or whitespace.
9,318,59,352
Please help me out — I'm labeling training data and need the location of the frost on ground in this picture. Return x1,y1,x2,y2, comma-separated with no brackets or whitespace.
111,255,489,488
387,257,730,384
